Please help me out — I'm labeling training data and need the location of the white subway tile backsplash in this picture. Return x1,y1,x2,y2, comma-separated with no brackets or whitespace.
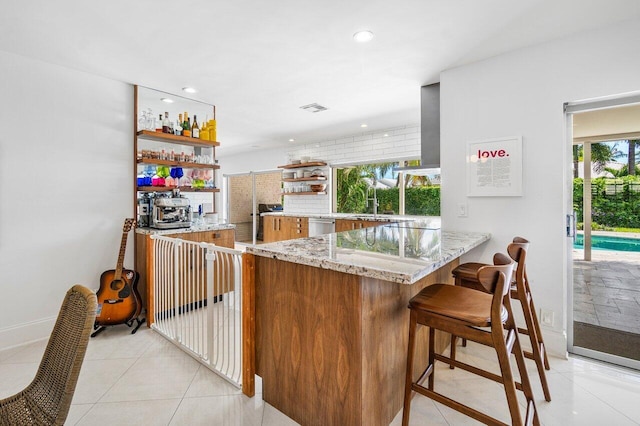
285,123,419,215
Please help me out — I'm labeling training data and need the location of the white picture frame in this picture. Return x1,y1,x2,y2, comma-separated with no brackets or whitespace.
466,136,523,197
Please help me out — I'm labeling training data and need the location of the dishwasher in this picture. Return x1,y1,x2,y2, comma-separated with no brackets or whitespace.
308,218,336,237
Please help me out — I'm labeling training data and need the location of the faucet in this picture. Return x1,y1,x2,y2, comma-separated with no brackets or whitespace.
373,185,378,217
366,181,379,218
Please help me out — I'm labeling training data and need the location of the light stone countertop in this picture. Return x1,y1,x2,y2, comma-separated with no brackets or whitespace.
247,221,490,284
135,223,235,235
260,211,419,223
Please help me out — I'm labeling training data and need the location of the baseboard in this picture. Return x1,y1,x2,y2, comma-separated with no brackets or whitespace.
0,316,56,352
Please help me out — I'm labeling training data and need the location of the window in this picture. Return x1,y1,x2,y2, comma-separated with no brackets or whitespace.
333,161,440,216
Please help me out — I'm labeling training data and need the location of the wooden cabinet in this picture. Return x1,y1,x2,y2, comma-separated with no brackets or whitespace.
136,228,235,322
262,216,283,243
285,216,308,240
335,219,382,232
263,216,308,243
167,229,235,248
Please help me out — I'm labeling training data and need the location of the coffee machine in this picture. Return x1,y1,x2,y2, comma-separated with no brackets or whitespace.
151,196,192,229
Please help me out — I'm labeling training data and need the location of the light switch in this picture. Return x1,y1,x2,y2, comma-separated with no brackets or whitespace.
457,203,468,217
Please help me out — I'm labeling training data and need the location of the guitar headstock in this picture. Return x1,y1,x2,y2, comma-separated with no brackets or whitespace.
123,218,136,233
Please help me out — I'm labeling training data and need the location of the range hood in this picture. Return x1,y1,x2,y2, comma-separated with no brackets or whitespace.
395,82,440,174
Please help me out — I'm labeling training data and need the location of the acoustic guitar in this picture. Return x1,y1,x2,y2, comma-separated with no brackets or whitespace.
94,218,143,331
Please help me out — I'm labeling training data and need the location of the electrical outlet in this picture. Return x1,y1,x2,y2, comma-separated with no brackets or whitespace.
457,203,468,217
540,309,554,327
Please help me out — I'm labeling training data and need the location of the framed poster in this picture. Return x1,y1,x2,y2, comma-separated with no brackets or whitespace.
466,136,522,197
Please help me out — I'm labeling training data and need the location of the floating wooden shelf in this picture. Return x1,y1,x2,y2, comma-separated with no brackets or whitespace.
137,186,220,193
137,130,220,148
283,191,327,196
137,158,220,169
278,162,327,169
282,176,327,182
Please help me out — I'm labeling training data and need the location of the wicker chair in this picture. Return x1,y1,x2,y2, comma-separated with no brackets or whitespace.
0,285,97,426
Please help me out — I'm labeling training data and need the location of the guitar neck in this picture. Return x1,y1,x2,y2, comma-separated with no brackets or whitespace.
114,230,129,280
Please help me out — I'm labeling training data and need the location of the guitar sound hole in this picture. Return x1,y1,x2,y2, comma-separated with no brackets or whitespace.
110,280,124,291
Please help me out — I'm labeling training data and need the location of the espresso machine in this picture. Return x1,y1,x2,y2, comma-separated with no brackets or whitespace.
139,190,192,229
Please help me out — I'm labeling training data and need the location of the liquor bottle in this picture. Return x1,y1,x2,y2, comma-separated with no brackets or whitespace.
156,114,163,132
192,115,200,138
182,112,191,137
162,112,171,133
175,113,183,136
200,120,209,140
208,119,217,142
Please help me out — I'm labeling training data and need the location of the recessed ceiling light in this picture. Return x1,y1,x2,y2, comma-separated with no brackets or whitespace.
161,97,174,103
289,138,295,142
383,133,389,137
361,124,368,128
182,87,197,94
353,30,374,43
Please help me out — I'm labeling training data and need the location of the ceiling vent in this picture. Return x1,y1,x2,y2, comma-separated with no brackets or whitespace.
300,103,328,113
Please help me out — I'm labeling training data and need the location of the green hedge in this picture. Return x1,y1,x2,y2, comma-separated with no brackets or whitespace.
371,187,441,216
573,176,640,228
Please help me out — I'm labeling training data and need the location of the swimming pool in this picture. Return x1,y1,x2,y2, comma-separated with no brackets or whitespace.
574,234,640,252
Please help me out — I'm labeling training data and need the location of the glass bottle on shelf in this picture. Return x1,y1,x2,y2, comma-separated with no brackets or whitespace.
156,114,163,132
182,112,191,137
162,112,171,133
200,120,209,140
191,115,200,138
138,110,147,131
208,118,217,141
175,114,183,136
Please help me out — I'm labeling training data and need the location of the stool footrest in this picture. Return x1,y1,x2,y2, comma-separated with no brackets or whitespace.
434,353,524,392
412,382,510,426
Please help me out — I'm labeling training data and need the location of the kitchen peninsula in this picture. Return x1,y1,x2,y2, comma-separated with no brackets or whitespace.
243,220,489,426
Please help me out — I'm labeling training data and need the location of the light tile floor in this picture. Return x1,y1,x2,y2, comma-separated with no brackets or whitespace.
573,249,640,334
2,327,640,425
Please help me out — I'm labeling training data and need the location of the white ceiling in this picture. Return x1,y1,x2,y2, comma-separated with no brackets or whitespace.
2,0,640,156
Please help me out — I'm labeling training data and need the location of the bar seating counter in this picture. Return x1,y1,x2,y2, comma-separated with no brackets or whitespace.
244,219,490,426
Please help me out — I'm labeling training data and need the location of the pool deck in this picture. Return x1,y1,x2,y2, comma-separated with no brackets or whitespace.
573,248,640,335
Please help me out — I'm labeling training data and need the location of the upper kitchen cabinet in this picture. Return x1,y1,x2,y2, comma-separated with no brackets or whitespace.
134,85,220,195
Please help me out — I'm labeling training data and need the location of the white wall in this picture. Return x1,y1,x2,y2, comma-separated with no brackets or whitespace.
440,21,640,356
0,51,132,350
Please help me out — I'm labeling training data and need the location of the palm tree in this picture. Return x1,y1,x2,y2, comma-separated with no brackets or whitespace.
628,139,638,176
605,164,640,177
394,160,432,187
574,142,623,175
591,142,623,173
573,145,581,178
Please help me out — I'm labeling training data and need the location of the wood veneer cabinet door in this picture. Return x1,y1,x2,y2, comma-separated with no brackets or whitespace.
335,219,380,231
262,216,280,243
198,229,235,248
335,219,360,231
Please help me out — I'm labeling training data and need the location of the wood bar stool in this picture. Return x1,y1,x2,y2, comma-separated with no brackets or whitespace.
450,237,551,402
402,254,539,426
